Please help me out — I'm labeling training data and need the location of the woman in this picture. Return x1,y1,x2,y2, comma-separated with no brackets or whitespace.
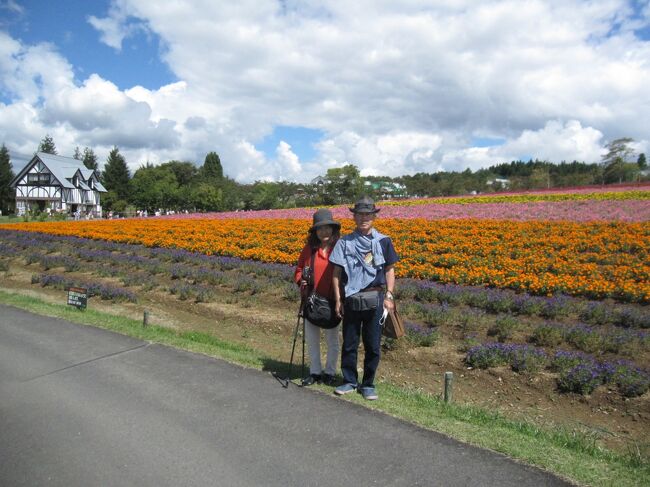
294,208,341,386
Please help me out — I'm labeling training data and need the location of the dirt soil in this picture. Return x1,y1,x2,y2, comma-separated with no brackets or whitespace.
2,262,649,454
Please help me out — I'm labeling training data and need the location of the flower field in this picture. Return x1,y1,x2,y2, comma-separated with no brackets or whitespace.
2,215,649,302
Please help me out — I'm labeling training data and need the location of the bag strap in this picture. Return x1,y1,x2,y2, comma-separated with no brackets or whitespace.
308,247,317,293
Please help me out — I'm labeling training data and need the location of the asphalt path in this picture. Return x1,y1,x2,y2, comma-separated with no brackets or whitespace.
0,304,573,486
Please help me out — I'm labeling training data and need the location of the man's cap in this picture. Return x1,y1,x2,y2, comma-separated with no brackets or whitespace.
349,196,380,214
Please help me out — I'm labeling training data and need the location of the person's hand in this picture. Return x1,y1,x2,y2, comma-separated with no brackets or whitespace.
383,297,395,311
300,280,309,297
335,299,344,318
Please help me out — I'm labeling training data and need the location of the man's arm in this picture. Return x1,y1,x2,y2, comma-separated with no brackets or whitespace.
383,264,395,311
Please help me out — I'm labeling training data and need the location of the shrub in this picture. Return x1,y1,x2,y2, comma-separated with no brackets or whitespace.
422,303,452,327
512,294,545,316
405,322,439,347
558,362,604,395
459,333,481,352
601,360,650,398
566,325,604,354
550,350,596,373
613,307,650,329
193,285,216,303
487,315,519,342
531,323,565,347
465,343,512,369
579,301,614,326
539,295,573,319
170,282,193,301
510,346,548,374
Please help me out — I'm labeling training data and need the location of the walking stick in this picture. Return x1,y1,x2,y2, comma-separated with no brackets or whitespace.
277,297,305,388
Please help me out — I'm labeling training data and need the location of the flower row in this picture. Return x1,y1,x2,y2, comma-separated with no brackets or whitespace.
465,344,649,397
2,217,648,302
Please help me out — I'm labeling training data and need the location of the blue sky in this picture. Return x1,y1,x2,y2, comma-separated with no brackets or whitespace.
3,0,175,92
1,1,649,182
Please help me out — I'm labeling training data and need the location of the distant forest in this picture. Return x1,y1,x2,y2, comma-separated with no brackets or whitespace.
1,135,647,215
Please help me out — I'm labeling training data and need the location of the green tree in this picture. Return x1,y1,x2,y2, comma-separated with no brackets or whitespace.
201,152,223,180
638,153,647,169
82,147,99,172
102,146,131,201
73,146,81,160
601,138,637,183
0,144,15,214
163,160,199,186
325,164,364,204
37,134,57,155
189,182,223,211
130,164,179,211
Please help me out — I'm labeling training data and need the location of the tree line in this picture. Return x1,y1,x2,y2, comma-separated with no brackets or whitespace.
0,135,647,215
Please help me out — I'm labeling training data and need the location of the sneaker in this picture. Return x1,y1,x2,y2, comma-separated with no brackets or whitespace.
334,383,357,395
321,373,336,386
359,386,378,400
301,374,321,386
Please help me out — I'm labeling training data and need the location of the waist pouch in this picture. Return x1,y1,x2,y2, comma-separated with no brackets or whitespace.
346,290,381,312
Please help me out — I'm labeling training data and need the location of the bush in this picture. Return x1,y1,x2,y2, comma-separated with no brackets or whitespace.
601,360,650,398
579,301,614,326
613,306,650,329
539,295,573,319
550,350,596,373
510,346,548,374
558,362,604,395
465,343,512,369
566,325,604,354
459,333,481,352
487,315,519,342
405,322,439,347
531,323,565,347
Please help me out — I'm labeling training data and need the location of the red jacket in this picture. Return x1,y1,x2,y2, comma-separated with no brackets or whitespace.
294,243,337,299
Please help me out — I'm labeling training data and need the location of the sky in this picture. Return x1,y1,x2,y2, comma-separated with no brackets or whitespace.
0,0,649,183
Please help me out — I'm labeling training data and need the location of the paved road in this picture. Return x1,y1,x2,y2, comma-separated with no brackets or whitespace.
0,304,573,486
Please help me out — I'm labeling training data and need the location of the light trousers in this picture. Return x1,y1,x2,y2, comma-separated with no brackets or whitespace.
304,319,340,376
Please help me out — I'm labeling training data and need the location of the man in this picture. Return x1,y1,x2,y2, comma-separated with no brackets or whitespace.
329,196,399,400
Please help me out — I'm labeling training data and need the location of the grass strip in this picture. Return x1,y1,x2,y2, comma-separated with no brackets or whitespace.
0,289,647,487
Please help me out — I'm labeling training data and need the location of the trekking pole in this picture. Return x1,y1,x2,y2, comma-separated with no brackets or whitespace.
301,306,306,384
280,298,305,388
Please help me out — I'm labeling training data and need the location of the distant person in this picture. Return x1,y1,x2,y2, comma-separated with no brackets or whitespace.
329,196,399,400
294,209,341,386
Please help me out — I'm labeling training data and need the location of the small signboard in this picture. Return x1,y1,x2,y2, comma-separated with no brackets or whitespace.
67,287,88,310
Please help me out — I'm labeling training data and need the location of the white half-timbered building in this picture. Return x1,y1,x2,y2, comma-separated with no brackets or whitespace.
10,152,107,217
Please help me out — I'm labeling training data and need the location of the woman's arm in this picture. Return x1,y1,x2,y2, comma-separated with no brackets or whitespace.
332,265,344,318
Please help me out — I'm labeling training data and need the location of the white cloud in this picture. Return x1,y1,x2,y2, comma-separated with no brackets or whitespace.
1,1,649,182
443,120,605,170
276,141,301,177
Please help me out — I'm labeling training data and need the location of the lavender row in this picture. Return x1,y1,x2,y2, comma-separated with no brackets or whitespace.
398,278,649,328
465,343,649,397
31,273,137,303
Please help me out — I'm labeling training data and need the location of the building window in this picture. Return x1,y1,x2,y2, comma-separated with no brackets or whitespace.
27,173,50,184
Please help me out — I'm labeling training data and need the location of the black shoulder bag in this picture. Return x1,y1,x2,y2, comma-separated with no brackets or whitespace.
303,249,341,329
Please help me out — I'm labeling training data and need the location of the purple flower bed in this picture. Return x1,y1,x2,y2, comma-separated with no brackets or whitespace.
510,346,548,373
557,362,604,395
34,273,137,303
465,343,514,368
550,350,596,372
405,322,439,347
